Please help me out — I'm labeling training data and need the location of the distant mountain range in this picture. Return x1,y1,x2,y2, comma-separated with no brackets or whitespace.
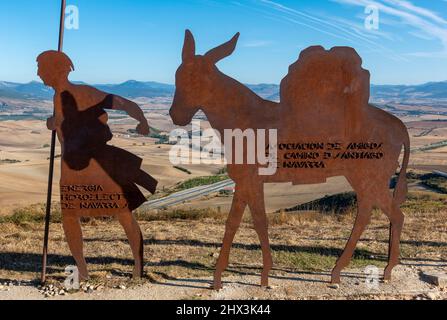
371,82,447,101
0,80,175,101
1,80,447,103
0,81,54,100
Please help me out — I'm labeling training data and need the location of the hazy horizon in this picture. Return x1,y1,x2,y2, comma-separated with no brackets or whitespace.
2,77,447,88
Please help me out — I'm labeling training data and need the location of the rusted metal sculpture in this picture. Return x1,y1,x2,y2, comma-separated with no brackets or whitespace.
170,30,410,289
37,51,158,280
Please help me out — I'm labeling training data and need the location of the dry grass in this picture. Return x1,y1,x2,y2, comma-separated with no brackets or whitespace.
1,191,446,288
0,204,62,225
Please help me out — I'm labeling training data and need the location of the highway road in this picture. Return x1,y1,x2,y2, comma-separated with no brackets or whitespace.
142,179,235,210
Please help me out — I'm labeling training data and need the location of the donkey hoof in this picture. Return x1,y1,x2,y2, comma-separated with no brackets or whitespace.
261,280,269,288
213,281,223,291
78,270,90,282
383,267,394,282
331,271,341,285
384,263,398,281
213,275,223,291
261,273,270,288
132,271,143,279
132,264,144,279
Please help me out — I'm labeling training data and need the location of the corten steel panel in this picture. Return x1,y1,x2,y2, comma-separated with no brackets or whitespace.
37,51,158,280
170,30,410,290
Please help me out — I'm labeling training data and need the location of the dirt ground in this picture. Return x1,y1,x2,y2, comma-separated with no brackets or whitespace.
2,263,446,300
1,206,446,300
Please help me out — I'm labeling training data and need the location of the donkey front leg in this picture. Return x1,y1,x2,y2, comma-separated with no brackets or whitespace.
214,186,247,290
248,185,273,288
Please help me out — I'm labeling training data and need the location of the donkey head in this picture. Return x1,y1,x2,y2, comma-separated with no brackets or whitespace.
170,30,240,126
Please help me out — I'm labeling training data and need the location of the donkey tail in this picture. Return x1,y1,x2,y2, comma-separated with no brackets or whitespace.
394,129,411,205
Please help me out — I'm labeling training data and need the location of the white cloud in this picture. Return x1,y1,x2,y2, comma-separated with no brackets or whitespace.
332,0,447,58
254,0,407,61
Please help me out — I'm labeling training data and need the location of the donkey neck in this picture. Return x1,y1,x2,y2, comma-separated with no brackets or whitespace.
203,71,277,135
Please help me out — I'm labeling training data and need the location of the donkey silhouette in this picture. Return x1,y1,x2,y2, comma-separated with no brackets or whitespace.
170,30,410,290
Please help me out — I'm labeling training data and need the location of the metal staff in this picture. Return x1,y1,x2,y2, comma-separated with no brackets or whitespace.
41,0,67,284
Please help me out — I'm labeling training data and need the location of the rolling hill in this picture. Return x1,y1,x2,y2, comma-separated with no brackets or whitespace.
1,79,447,103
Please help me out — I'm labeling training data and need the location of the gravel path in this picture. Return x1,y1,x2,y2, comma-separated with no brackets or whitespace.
1,261,446,300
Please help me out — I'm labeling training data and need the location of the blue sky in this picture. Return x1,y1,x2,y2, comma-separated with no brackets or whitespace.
0,0,446,85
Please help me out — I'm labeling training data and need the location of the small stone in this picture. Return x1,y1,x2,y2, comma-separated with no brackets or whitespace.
119,285,126,290
267,285,278,290
425,292,438,300
421,272,447,288
329,284,340,290
59,290,65,295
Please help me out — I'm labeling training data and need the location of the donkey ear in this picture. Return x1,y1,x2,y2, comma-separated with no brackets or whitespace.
182,29,196,62
205,33,240,64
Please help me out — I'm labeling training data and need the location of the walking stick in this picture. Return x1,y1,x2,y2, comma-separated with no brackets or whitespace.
41,0,67,284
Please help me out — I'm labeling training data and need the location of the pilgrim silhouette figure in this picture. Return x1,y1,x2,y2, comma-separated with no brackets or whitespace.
37,50,158,279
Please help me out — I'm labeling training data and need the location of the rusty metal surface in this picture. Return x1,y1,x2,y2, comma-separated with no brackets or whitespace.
170,30,410,289
37,51,158,280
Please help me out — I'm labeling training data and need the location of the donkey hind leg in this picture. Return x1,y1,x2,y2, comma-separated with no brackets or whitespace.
376,191,405,282
331,197,373,284
63,214,89,280
248,186,273,288
118,212,144,279
214,187,247,290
